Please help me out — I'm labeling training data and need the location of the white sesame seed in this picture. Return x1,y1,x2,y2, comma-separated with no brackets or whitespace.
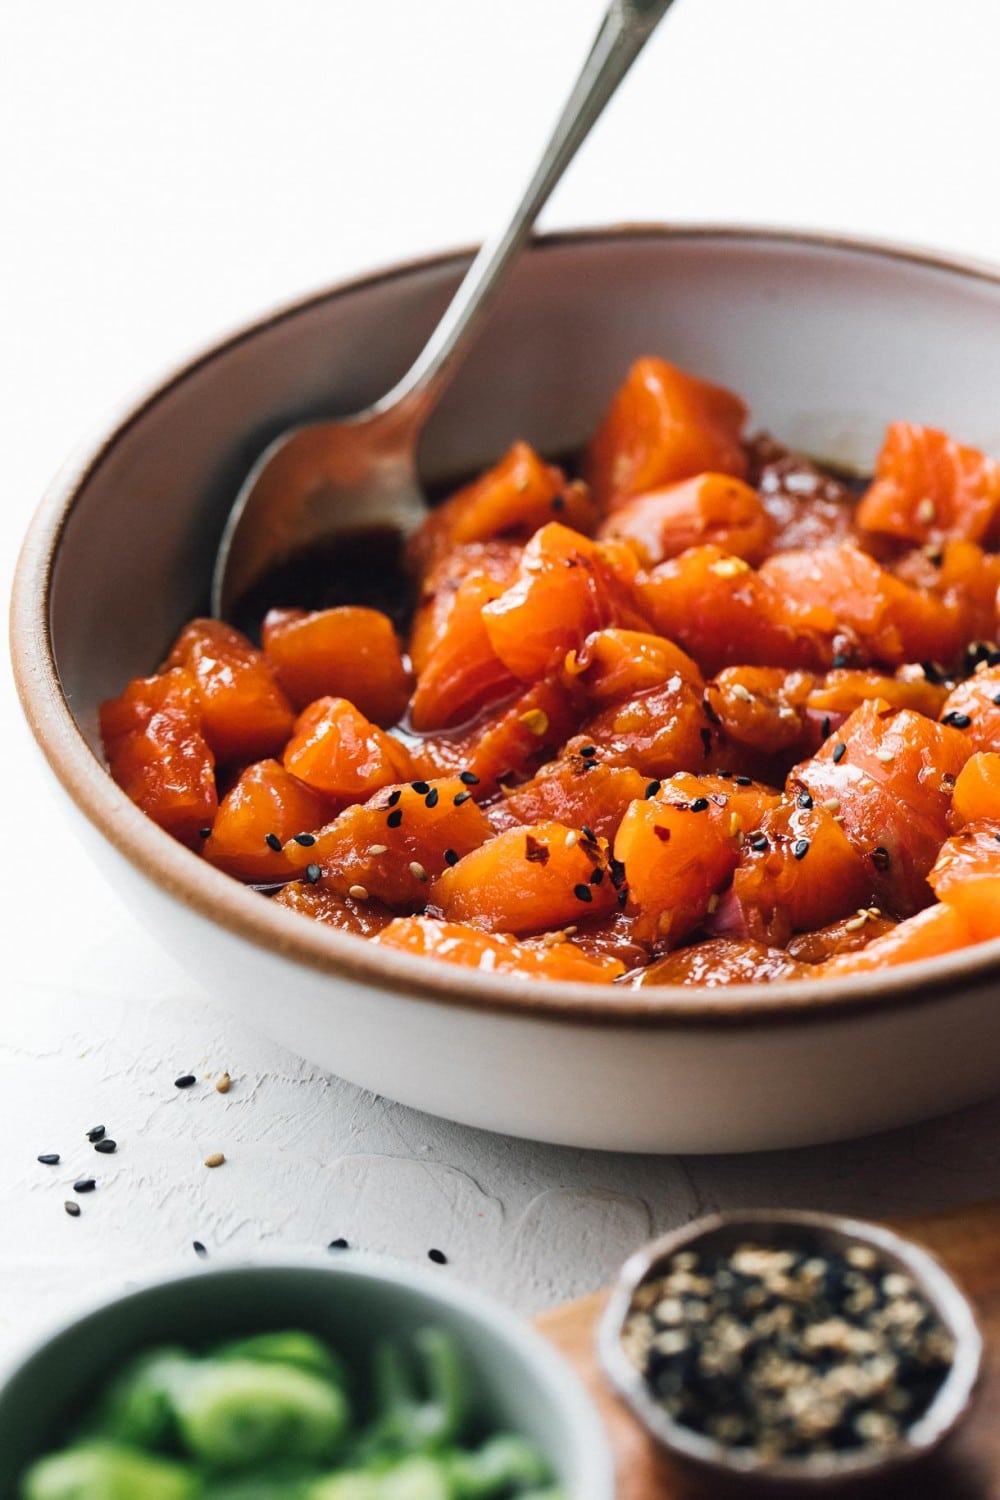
564,830,578,848
730,683,753,703
367,844,388,856
348,884,369,900
916,497,937,525
408,861,428,881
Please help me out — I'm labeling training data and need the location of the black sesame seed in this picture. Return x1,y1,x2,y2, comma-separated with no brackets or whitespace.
832,742,847,763
750,835,769,852
264,832,282,851
993,694,1000,707
590,867,605,886
821,716,832,739
192,1241,208,1258
73,1178,96,1193
424,788,439,808
86,1125,105,1142
64,1201,81,1218
551,494,566,512
832,652,849,669
293,832,316,846
644,780,661,799
387,789,403,807
428,1248,448,1265
453,791,471,806
793,838,810,861
387,808,404,827
797,792,813,809
872,845,891,871
328,1237,349,1250
305,863,322,884
443,848,459,867
37,1153,60,1165
573,883,594,903
411,781,430,795
459,771,480,785
580,744,597,759
735,775,752,786
198,826,212,839
943,711,972,729
580,825,597,844
174,1074,197,1089
94,1139,117,1154
689,797,710,813
922,660,946,684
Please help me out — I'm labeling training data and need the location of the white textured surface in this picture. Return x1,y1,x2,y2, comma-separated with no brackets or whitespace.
6,0,1000,1364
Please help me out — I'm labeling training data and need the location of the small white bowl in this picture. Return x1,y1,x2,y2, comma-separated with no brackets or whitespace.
13,225,1000,1152
599,1209,983,1491
0,1254,612,1495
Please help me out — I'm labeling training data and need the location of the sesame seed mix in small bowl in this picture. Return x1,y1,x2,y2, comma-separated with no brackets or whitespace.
599,1210,983,1491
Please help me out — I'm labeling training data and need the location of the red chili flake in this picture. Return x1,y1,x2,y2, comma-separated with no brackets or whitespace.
524,834,550,865
653,826,671,843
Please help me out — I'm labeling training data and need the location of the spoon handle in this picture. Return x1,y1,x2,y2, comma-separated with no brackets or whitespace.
373,0,679,431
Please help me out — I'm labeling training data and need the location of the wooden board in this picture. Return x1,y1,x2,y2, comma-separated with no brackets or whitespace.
535,1201,1000,1499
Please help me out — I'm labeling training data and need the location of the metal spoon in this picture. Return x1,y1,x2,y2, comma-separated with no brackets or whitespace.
212,0,678,620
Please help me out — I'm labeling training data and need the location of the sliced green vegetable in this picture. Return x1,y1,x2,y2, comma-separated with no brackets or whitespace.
20,1440,200,1500
308,1455,455,1500
214,1332,347,1388
449,1434,551,1497
175,1360,349,1468
361,1330,466,1460
89,1347,194,1447
201,1459,322,1498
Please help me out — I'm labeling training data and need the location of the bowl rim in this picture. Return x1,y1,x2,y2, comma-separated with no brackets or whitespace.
13,220,1000,1032
0,1250,613,1493
597,1207,984,1484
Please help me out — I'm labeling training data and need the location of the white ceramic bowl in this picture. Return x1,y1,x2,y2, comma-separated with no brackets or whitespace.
0,1255,612,1494
13,226,1000,1153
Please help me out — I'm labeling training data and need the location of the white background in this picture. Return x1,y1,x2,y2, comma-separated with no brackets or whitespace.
5,0,1000,1363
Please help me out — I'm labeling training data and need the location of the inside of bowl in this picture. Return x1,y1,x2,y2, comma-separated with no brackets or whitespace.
45,229,1000,754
